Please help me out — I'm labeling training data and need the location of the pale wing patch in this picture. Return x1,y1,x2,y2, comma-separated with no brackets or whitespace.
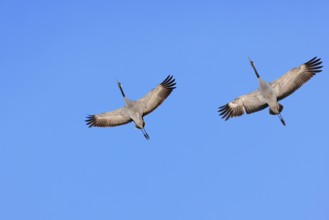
86,107,132,127
271,57,322,101
136,75,176,116
219,90,268,120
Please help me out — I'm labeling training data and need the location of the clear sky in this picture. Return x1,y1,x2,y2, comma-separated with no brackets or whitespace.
1,0,328,219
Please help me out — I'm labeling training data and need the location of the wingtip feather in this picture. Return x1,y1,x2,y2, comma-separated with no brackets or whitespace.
305,57,323,75
161,75,176,90
85,114,96,127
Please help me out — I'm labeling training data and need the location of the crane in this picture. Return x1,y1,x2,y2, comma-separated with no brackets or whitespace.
86,75,176,140
218,57,323,125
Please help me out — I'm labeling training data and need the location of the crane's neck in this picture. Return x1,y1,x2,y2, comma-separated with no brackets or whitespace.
248,59,270,89
249,59,260,78
117,81,130,105
117,81,126,97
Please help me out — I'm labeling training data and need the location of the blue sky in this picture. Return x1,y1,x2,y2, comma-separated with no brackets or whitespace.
1,0,328,219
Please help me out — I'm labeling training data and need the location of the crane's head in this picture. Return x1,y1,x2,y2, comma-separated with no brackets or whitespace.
116,80,122,87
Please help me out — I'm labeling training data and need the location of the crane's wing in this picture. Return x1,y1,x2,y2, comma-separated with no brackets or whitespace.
270,57,323,101
218,90,268,120
136,75,176,116
85,107,132,127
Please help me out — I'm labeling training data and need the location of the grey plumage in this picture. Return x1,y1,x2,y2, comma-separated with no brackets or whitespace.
218,57,323,125
86,75,176,140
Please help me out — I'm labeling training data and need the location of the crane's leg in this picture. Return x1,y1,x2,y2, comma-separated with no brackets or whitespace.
277,113,286,126
141,128,150,140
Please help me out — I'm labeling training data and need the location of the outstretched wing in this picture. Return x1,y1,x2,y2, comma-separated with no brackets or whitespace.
85,107,132,127
218,90,268,120
270,57,323,101
136,75,176,116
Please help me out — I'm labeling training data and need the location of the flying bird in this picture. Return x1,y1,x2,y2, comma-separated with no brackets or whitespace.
218,57,323,125
86,75,176,140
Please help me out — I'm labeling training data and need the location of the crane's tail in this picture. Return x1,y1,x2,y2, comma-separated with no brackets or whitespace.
141,128,150,140
269,103,284,115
